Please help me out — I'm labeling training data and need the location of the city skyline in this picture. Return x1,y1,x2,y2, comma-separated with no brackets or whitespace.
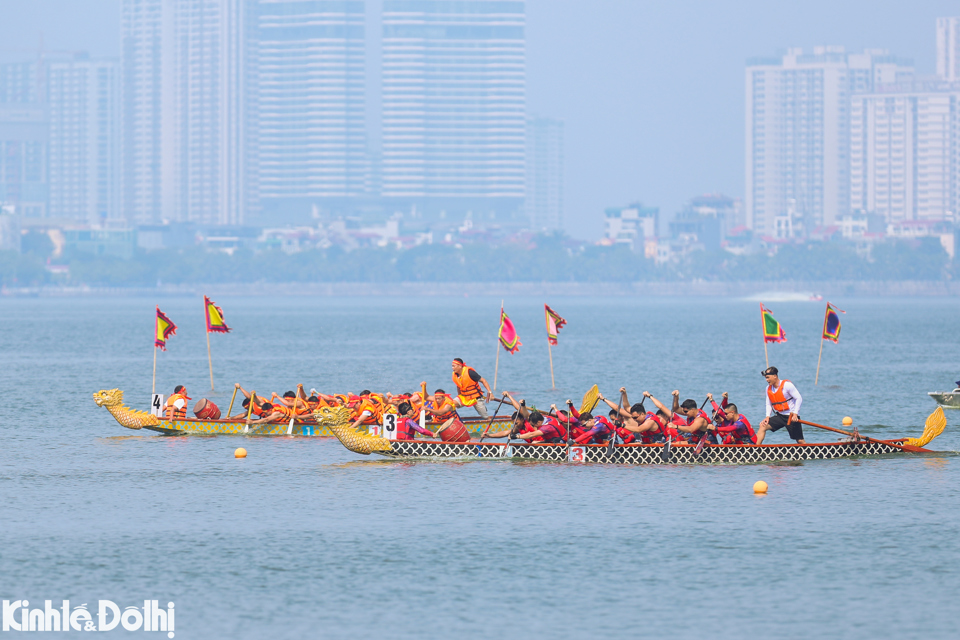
0,0,957,239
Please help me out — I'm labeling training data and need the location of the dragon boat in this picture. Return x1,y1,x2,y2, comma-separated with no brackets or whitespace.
92,389,510,437
313,405,948,466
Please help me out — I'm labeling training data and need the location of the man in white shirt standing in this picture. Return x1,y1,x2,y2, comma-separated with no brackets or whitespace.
756,366,806,444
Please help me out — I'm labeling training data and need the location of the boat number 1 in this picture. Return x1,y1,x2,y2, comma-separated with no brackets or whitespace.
151,394,165,418
382,414,397,440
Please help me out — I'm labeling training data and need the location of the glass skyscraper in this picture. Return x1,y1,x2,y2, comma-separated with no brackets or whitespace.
380,0,526,221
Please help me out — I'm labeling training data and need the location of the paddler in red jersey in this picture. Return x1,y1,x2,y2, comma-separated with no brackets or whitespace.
600,388,668,443
394,401,437,440
643,391,715,444
451,358,494,419
756,366,805,444
708,393,756,444
165,385,191,420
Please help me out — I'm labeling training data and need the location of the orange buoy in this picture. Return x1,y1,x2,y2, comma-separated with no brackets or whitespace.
235,448,247,458
753,480,768,494
842,416,853,426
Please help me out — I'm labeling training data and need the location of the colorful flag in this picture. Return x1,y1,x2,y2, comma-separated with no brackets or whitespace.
499,308,521,354
155,307,177,350
822,302,845,343
204,296,231,333
545,304,566,346
760,304,786,343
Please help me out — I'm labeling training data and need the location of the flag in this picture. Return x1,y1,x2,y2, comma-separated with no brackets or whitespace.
760,303,786,343
155,307,177,350
499,308,521,354
545,304,566,346
822,302,845,343
204,296,231,333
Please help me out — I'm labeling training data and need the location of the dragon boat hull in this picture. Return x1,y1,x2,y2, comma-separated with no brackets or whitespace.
112,415,511,437
370,438,919,465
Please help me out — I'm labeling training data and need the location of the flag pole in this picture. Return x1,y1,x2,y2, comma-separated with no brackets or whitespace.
152,343,157,396
493,301,502,392
206,327,215,392
760,303,769,368
547,339,556,390
815,303,828,386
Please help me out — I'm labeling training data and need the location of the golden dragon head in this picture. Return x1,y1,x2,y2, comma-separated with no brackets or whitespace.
93,388,124,408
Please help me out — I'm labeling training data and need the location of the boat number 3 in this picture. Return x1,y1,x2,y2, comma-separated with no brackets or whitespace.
382,414,397,440
568,446,586,463
151,394,165,418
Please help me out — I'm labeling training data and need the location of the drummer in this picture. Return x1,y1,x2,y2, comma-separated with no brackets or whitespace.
165,385,191,420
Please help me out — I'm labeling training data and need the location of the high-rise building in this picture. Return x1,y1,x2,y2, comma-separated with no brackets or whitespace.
121,0,256,225
380,0,526,222
257,0,366,220
47,56,121,224
525,116,563,231
0,62,47,218
745,47,912,236
851,80,960,224
937,17,960,81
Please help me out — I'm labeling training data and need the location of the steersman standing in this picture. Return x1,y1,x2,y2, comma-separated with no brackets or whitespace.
756,366,806,444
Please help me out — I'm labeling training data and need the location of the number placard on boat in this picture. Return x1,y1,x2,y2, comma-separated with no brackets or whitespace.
151,394,165,418
568,446,586,463
382,413,398,440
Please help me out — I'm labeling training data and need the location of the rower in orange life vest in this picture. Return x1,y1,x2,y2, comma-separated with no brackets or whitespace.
756,366,805,444
643,390,716,444
451,358,494,419
349,390,385,431
707,392,757,444
165,385,191,420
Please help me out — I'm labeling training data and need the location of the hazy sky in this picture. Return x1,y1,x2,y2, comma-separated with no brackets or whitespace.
0,0,956,239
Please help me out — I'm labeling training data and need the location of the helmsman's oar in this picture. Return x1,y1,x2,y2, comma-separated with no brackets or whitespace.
479,395,509,442
798,419,929,453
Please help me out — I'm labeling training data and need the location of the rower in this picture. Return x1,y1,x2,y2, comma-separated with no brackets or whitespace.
643,391,712,444
349,390,384,431
394,401,437,440
247,401,288,425
165,385,191,420
511,410,567,443
708,393,756,445
485,392,533,440
756,366,805,444
451,358,494,419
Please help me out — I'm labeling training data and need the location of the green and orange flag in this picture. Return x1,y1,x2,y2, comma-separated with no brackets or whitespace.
155,307,177,350
760,304,786,343
204,296,230,333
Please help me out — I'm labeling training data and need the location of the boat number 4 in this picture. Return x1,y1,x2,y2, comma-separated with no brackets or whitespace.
151,394,165,418
568,446,586,463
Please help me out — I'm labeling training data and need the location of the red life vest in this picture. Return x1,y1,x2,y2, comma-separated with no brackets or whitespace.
767,380,792,413
720,414,756,445
677,409,716,444
639,412,665,444
396,417,418,441
540,415,567,443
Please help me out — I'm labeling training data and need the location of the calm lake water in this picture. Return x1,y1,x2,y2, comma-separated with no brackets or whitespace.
1,295,959,639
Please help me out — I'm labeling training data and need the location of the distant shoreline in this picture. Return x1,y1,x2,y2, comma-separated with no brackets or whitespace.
3,281,959,297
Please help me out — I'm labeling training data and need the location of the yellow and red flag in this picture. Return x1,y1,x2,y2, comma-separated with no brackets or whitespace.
545,304,566,345
155,307,177,350
204,296,231,334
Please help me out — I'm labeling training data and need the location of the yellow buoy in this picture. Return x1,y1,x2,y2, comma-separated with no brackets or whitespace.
753,480,768,494
842,417,853,426
235,448,247,459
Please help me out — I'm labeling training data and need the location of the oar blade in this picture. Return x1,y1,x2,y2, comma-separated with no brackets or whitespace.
580,385,600,415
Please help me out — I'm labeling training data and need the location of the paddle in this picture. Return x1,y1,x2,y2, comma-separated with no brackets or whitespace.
694,395,719,456
479,395,509,442
798,419,929,453
286,385,305,435
606,391,623,454
244,390,257,433
227,384,239,417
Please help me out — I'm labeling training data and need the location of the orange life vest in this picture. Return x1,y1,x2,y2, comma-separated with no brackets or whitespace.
767,380,792,413
427,395,458,423
453,366,483,404
354,397,383,424
166,393,189,419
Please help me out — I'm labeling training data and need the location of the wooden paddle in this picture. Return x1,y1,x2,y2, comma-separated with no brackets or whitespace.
798,419,929,453
286,386,305,435
606,392,623,454
227,384,239,417
694,395,719,456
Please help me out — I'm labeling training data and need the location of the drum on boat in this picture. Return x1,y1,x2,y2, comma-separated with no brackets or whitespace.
439,419,470,443
193,398,221,420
